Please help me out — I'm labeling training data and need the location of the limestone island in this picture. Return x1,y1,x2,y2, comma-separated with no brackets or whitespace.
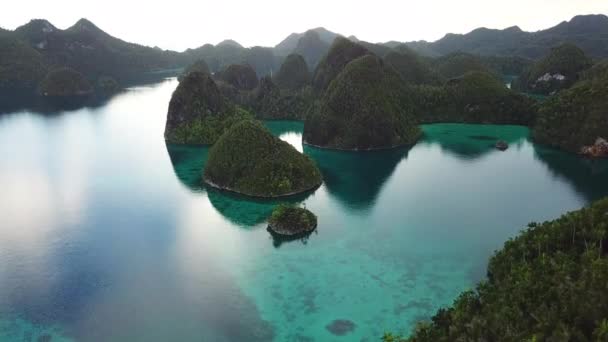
303,55,421,150
178,59,210,82
533,65,608,155
203,120,322,197
38,67,93,97
164,71,251,144
267,204,317,236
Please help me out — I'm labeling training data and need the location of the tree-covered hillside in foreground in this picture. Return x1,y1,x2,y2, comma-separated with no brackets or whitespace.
384,197,608,342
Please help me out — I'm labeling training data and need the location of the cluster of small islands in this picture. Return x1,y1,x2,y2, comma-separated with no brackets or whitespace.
1,14,608,341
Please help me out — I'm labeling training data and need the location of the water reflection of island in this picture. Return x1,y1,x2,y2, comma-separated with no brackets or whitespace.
166,142,314,231
304,145,410,212
533,145,608,202
420,123,530,160
165,143,208,191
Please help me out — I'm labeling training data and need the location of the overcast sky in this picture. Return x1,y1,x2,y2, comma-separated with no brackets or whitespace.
1,0,606,51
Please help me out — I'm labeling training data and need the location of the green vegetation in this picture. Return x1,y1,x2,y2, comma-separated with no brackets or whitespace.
268,203,317,236
385,197,608,341
178,59,210,82
312,37,370,92
96,75,119,93
38,67,93,96
250,76,313,120
412,71,536,125
433,52,493,79
479,55,533,76
0,30,48,92
304,55,421,150
532,72,608,153
215,64,259,90
383,49,441,85
274,54,311,91
164,72,251,144
514,44,592,95
204,120,322,197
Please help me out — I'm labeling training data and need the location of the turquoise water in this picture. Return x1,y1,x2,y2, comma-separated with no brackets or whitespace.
1,79,608,341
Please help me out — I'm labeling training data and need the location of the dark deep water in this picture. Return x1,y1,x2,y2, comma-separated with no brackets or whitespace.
1,79,608,341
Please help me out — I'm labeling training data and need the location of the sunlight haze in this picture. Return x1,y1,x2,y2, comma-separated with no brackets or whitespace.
2,0,607,51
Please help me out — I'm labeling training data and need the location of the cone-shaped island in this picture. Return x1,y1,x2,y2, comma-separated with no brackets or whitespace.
268,204,317,236
203,120,322,197
164,72,251,144
304,55,421,150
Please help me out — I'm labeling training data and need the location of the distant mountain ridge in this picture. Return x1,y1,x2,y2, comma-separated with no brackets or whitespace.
2,14,608,97
400,14,608,59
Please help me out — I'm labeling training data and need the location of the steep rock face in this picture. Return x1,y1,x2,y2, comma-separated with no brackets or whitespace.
533,72,608,153
215,64,259,90
412,71,536,125
203,120,322,197
311,37,371,92
515,44,592,95
164,71,250,144
304,55,421,150
274,54,311,91
293,30,330,69
178,59,210,82
38,67,93,96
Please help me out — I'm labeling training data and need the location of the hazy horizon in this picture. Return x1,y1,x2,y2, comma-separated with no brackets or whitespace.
2,0,607,51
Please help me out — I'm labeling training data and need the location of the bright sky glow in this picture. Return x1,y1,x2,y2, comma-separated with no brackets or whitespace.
2,0,607,51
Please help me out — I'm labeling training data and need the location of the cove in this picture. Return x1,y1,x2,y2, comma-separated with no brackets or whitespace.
1,79,608,341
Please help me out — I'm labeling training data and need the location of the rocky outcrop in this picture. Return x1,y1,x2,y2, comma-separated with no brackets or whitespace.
580,138,608,157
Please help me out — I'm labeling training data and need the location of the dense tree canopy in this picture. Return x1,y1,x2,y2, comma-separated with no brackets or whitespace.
514,44,592,95
249,76,313,120
38,67,93,96
385,197,608,342
304,55,421,150
312,37,371,92
532,71,608,153
274,54,311,91
432,52,493,79
383,50,441,86
164,72,251,144
411,71,536,125
204,120,322,197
